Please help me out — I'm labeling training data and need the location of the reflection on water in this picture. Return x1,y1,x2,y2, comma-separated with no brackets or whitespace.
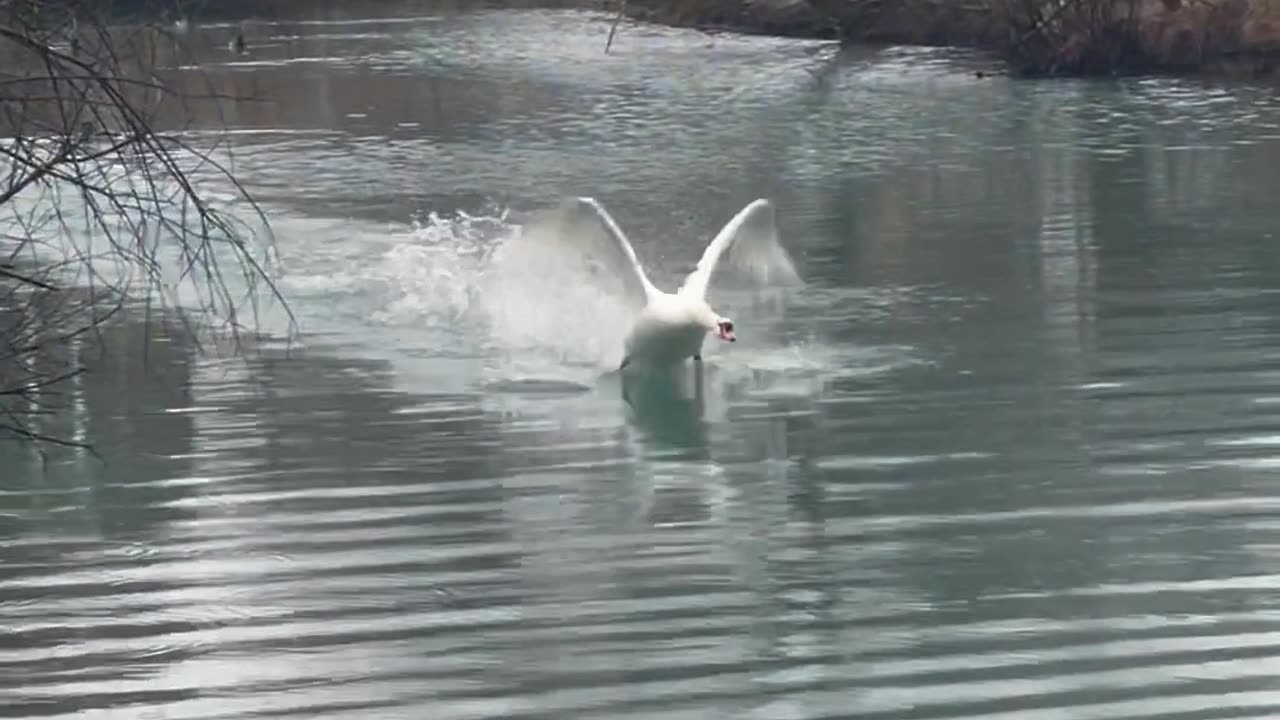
8,1,1280,719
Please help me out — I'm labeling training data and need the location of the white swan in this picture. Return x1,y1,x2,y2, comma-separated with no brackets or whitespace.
524,196,802,371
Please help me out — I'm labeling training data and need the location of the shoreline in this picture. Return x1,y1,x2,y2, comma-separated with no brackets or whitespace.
75,0,1280,80
616,0,1280,79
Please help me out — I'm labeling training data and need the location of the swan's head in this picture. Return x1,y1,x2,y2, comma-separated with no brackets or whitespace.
693,302,736,342
714,317,736,343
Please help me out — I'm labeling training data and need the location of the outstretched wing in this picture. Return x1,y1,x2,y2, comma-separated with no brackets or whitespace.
678,199,802,302
519,196,659,312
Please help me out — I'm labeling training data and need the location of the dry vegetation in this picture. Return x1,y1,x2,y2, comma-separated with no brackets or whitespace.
621,0,1280,76
0,0,289,452
998,0,1280,75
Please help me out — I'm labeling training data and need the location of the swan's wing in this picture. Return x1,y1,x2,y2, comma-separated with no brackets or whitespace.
518,196,659,312
678,199,802,301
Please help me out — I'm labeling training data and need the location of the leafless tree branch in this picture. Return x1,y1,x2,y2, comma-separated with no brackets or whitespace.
0,0,295,453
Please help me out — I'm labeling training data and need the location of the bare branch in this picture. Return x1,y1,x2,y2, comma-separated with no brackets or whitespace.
0,263,56,289
0,0,296,454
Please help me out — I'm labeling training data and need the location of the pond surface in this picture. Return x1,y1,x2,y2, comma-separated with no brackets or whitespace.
7,3,1280,719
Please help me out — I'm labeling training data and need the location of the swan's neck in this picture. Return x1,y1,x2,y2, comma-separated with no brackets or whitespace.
688,299,719,331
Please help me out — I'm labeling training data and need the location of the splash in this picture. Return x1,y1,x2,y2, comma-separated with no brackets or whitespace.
264,204,920,400
479,210,638,376
269,206,639,388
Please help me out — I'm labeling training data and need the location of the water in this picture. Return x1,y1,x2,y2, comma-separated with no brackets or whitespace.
7,3,1280,718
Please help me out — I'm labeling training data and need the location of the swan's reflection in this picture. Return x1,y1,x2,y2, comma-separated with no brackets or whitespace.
617,362,710,451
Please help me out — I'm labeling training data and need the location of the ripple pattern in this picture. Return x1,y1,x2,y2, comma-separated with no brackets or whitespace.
8,3,1280,720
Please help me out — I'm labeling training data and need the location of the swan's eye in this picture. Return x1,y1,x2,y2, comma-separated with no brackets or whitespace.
721,320,734,332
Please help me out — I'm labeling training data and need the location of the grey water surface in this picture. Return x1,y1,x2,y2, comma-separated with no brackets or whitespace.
7,3,1280,719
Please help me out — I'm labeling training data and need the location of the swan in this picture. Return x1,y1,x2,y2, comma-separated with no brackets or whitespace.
522,196,802,372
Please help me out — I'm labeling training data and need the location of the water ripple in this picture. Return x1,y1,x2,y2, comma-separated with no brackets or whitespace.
8,3,1280,720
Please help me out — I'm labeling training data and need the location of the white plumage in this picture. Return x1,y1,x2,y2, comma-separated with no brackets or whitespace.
521,196,802,371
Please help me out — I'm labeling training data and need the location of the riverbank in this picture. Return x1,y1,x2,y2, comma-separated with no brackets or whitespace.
15,0,1278,78
619,0,1280,78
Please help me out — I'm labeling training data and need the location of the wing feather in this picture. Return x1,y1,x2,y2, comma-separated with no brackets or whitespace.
678,199,801,301
518,196,659,312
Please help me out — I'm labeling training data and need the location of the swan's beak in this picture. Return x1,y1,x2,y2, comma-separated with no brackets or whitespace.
717,326,736,342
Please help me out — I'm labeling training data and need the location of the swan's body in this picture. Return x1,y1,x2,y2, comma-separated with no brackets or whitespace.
523,196,802,372
622,292,723,368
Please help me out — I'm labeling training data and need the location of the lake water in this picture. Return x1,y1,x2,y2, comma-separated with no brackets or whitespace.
7,4,1280,719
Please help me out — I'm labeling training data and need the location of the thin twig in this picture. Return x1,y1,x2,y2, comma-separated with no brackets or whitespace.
605,0,626,54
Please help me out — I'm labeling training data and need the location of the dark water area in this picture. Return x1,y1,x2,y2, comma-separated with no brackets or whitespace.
7,2,1280,719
